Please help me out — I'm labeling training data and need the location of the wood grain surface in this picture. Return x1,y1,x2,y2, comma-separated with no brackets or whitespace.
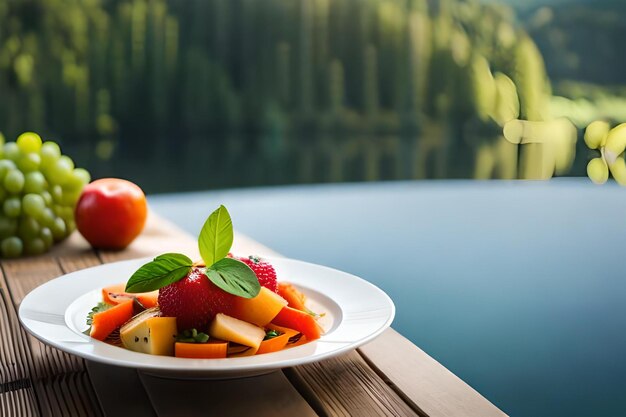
0,210,507,417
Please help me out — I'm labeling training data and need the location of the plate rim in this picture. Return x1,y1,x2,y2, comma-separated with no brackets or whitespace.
18,255,395,376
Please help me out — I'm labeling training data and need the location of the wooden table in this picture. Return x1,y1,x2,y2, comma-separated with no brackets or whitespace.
1,213,507,417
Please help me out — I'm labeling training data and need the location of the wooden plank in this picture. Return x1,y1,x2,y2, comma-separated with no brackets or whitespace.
1,257,63,304
1,258,84,379
138,370,317,417
1,251,104,417
56,252,101,275
0,286,30,384
358,328,508,417
0,387,38,417
0,276,39,416
284,350,420,417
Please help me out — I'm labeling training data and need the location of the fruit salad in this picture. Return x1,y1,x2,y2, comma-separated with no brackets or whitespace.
84,205,323,358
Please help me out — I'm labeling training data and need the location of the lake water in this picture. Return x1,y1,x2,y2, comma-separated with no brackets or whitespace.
149,179,626,417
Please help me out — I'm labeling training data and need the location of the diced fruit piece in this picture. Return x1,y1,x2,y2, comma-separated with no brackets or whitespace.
271,306,322,341
231,287,287,326
120,307,177,356
277,282,307,311
208,313,265,350
90,300,134,341
175,340,228,359
232,255,278,292
102,283,158,308
257,332,291,355
158,267,235,330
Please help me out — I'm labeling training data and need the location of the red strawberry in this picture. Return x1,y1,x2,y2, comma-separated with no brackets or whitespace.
158,267,234,330
234,255,278,292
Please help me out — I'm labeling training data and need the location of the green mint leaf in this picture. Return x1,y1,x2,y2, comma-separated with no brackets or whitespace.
205,257,260,298
198,205,233,267
125,253,193,293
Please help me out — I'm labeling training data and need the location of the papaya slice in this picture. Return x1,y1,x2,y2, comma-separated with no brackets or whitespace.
90,300,134,341
102,283,159,308
277,282,307,311
271,306,322,341
231,287,287,326
175,340,228,359
257,333,290,354
257,325,300,355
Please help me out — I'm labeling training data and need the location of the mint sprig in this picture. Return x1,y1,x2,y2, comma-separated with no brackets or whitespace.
125,253,193,293
124,206,260,298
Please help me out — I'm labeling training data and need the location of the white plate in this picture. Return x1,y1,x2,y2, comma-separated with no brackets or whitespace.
19,256,394,378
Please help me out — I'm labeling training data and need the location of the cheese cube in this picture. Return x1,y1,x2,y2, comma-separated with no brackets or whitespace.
120,309,177,356
208,313,265,350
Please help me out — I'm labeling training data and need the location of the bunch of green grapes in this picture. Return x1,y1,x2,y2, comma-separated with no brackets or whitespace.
0,132,90,257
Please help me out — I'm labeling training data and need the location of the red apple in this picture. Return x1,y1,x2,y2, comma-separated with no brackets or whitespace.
75,178,147,249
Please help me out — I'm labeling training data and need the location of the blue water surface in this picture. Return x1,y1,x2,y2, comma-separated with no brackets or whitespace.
149,179,626,417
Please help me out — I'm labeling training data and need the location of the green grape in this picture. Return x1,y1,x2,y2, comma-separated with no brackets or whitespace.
24,238,45,255
23,171,47,194
40,207,55,227
65,219,76,235
17,153,41,172
16,132,42,153
51,217,66,241
60,206,74,221
18,217,40,240
73,168,90,184
0,132,5,149
0,160,17,181
0,187,6,203
3,197,21,218
47,156,73,185
23,194,45,218
587,157,609,184
65,168,91,190
60,188,82,206
60,155,74,170
0,216,17,239
3,142,20,161
4,170,25,193
1,236,23,258
40,227,53,248
40,141,61,169
41,190,52,206
51,184,63,203
54,205,73,221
